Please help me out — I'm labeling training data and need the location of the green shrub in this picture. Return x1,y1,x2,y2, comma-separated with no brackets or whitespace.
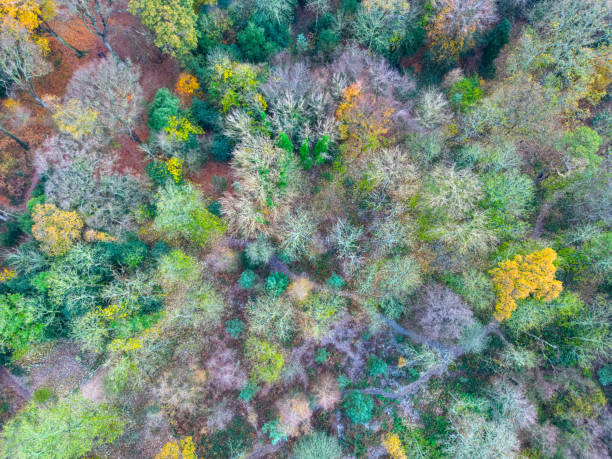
597,364,612,386
211,134,234,162
326,272,345,289
238,269,257,289
262,419,287,445
367,355,388,378
379,296,404,320
343,391,374,424
207,200,222,217
238,382,259,402
148,88,180,131
266,272,290,297
315,347,329,364
291,431,344,459
226,318,245,339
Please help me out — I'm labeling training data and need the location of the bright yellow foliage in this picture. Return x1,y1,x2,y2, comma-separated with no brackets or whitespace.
165,157,183,183
0,268,16,283
490,248,563,321
382,433,407,459
397,356,407,368
175,73,200,97
155,436,197,459
98,303,130,321
164,116,204,142
31,203,83,256
0,0,55,52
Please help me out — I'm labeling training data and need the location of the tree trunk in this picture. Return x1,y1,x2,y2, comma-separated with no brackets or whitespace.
41,21,87,58
0,124,29,151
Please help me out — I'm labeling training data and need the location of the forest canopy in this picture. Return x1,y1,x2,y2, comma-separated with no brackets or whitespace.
0,0,610,458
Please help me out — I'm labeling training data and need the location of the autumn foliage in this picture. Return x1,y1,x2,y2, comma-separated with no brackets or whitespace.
382,433,407,459
175,73,200,97
31,203,83,256
155,436,197,459
490,248,563,321
0,0,56,52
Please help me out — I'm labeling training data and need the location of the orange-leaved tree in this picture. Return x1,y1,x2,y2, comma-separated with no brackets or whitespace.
489,248,562,321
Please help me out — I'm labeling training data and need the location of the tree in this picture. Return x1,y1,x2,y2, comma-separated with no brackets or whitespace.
221,134,303,238
490,248,563,321
148,87,180,131
291,431,343,459
0,26,51,109
31,203,84,256
0,0,87,57
0,395,124,459
153,182,226,247
128,0,198,60
245,337,284,384
61,57,144,142
0,98,29,150
155,436,197,459
426,0,497,62
0,293,45,356
64,0,119,58
252,0,296,26
305,0,330,28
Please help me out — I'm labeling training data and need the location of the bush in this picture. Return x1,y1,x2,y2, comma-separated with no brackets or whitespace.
291,431,344,459
191,98,221,131
226,318,245,339
367,355,388,378
266,272,290,297
211,134,234,162
148,88,180,131
597,364,612,386
238,269,257,289
343,391,374,424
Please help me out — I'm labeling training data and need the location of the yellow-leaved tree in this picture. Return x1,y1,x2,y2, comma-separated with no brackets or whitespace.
489,248,562,321
31,203,83,256
155,436,197,459
0,0,56,52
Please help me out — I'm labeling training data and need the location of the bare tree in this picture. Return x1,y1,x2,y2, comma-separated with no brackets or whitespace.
0,27,51,109
63,57,144,142
64,0,120,58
